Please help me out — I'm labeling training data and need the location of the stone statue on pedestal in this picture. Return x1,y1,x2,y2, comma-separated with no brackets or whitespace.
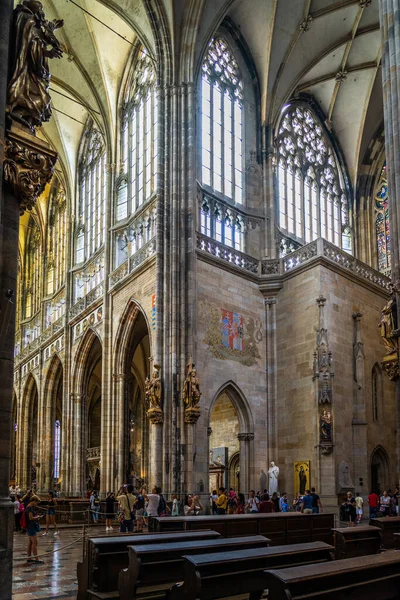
145,363,163,424
268,461,279,495
183,359,201,424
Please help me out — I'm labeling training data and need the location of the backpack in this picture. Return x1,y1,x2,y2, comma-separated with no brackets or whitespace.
158,495,166,516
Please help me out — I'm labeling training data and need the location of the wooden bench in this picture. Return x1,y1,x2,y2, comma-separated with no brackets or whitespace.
369,516,400,548
394,532,400,550
77,530,221,600
332,526,382,559
119,535,270,600
155,513,334,546
263,553,400,599
168,541,334,600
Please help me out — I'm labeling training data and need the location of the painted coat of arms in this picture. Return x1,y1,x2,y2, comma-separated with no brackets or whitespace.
199,301,262,366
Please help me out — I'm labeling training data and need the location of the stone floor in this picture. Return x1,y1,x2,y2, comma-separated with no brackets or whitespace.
12,527,85,600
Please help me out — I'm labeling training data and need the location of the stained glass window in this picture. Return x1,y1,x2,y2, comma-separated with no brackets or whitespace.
47,180,66,295
118,49,157,221
54,420,61,480
24,217,42,319
201,38,243,203
277,104,351,253
76,124,107,263
375,163,391,276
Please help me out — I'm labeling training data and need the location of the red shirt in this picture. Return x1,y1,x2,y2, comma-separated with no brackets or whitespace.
368,493,379,507
258,500,275,513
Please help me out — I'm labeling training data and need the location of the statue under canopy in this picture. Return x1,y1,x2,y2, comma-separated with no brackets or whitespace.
7,0,64,133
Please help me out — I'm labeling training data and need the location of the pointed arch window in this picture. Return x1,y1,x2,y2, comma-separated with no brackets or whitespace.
47,180,67,295
375,163,391,277
201,38,243,203
24,217,42,319
372,364,383,422
76,123,107,263
277,104,351,253
118,49,158,221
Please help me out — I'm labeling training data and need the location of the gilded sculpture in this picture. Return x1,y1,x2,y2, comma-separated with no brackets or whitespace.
145,363,163,424
379,286,400,381
320,408,332,442
183,360,201,424
7,1,64,133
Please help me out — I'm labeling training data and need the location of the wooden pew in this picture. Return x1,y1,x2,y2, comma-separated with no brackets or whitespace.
119,535,270,600
77,530,221,600
154,513,334,546
394,532,400,550
369,516,400,548
264,553,400,599
168,541,334,600
332,526,382,559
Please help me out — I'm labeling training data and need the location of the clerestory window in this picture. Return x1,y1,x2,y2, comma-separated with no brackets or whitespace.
117,49,158,221
47,179,66,295
24,217,42,319
375,162,391,277
76,123,107,264
277,104,351,253
201,38,243,204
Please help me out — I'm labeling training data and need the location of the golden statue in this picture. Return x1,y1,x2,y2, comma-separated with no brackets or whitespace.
7,1,64,133
145,362,163,424
379,289,398,356
183,360,201,423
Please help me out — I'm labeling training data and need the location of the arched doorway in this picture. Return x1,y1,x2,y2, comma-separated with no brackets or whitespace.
114,302,151,490
208,383,253,494
371,446,390,495
21,375,39,489
85,335,102,493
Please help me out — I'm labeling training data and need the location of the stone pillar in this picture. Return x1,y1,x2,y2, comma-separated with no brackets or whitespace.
380,0,400,479
149,423,163,488
237,433,254,494
263,297,280,464
352,312,368,493
113,374,126,490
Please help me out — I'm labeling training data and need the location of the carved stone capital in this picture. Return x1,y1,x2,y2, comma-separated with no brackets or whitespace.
319,443,334,456
4,127,57,214
147,407,163,425
112,373,126,382
381,357,400,381
184,407,201,425
237,432,255,442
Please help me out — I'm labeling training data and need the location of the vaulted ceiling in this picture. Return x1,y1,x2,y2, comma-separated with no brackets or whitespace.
35,0,382,198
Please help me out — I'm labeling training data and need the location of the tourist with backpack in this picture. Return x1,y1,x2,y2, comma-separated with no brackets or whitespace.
134,488,145,532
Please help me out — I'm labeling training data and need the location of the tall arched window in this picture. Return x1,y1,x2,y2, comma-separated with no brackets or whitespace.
117,49,157,221
201,38,243,203
76,123,107,263
277,103,351,253
375,162,391,277
24,217,42,319
47,180,67,295
372,363,383,422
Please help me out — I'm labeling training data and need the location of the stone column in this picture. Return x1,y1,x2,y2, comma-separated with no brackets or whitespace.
352,312,368,492
380,0,400,479
149,423,163,488
0,3,17,595
237,433,254,494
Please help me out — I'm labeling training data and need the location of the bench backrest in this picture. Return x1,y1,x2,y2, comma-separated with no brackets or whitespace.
264,553,400,600
167,542,334,600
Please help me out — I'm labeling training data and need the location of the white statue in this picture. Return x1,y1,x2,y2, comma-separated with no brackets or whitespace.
268,461,279,495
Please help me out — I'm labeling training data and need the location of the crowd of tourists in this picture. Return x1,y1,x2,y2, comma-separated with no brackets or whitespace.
339,488,400,526
209,487,322,515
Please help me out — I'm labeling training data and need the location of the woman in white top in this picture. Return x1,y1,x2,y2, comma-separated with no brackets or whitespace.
380,490,391,516
144,486,160,531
